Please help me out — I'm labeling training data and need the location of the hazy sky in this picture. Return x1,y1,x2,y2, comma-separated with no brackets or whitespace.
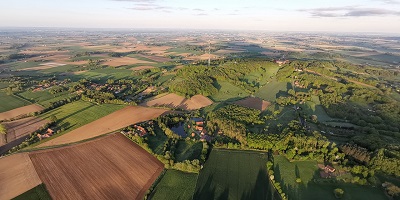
1,0,399,33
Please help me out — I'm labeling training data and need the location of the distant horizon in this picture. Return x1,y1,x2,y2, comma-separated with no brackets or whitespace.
1,0,399,34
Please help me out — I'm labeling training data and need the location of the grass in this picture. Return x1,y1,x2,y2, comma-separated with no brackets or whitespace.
68,68,137,83
175,140,203,162
31,101,125,147
255,79,289,101
0,82,9,89
147,126,168,155
12,184,51,200
210,81,248,102
273,155,387,200
18,90,72,107
0,92,31,112
166,47,201,55
194,149,279,200
243,66,280,87
8,61,44,70
151,170,198,200
127,54,157,62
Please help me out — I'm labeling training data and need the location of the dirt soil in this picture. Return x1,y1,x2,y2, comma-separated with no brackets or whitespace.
0,153,42,200
37,106,169,148
30,133,164,200
140,93,213,110
234,97,271,111
1,117,49,146
0,104,44,121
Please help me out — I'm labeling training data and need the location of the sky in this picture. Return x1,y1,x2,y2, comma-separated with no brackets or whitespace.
0,0,399,33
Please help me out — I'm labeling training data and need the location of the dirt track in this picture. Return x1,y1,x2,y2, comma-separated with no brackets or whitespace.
0,153,42,200
234,97,271,111
141,93,213,110
0,104,44,121
30,133,164,200
37,106,169,148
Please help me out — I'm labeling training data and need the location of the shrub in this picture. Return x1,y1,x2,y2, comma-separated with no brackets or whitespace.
334,188,344,199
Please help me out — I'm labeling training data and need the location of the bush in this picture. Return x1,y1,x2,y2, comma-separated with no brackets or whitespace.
334,188,344,199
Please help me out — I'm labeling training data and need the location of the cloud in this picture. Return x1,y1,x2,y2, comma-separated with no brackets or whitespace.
373,0,400,4
299,7,400,17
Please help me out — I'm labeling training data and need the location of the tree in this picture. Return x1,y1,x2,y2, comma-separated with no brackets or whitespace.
0,124,7,143
50,115,57,123
334,188,344,199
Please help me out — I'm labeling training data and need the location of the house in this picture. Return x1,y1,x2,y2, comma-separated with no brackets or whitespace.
136,125,147,136
275,60,289,66
324,165,336,173
195,126,203,131
195,121,204,126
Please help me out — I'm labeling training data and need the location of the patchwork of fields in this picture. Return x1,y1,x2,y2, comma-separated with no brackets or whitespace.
193,149,279,200
0,104,43,121
0,92,31,113
141,93,213,111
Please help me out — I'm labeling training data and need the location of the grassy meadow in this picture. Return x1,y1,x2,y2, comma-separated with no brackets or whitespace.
0,92,31,112
151,170,198,200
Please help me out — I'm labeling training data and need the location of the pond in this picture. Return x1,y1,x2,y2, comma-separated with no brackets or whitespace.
170,122,186,137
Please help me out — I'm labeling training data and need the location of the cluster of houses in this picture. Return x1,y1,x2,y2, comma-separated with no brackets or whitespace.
37,128,54,140
88,83,127,94
121,121,154,137
274,59,290,66
188,118,210,142
32,80,69,92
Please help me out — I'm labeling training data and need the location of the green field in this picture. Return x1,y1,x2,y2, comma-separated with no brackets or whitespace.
210,81,248,102
147,126,168,155
244,66,280,87
33,101,124,145
0,82,10,89
12,184,51,200
175,140,203,162
151,170,198,200
0,92,31,112
194,149,279,200
8,61,44,70
273,155,387,200
18,90,72,107
255,79,289,101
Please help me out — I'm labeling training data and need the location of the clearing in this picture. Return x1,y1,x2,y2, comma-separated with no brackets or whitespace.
37,106,169,148
255,79,289,102
151,170,198,200
273,155,387,200
0,153,42,200
194,149,279,200
210,81,248,102
0,104,43,121
234,97,271,111
141,93,213,111
30,133,164,200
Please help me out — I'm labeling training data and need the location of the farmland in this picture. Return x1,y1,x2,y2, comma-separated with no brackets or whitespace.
37,106,169,148
0,92,31,113
234,97,271,111
0,153,42,200
210,81,249,102
175,140,203,162
151,170,198,200
18,90,71,107
29,133,164,200
141,93,213,111
255,79,289,102
273,155,387,200
194,149,279,200
0,104,43,121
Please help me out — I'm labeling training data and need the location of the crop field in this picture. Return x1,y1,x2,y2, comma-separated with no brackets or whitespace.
254,79,289,102
175,140,203,162
18,90,71,107
69,68,137,82
244,66,280,87
104,57,154,67
210,81,248,102
30,133,164,200
141,93,213,110
194,149,279,200
37,106,169,148
1,117,49,146
12,184,51,200
234,97,271,111
0,92,31,113
0,104,43,121
273,155,387,200
151,170,198,200
0,153,42,200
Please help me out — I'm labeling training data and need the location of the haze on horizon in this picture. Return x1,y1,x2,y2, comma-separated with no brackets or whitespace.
0,0,400,33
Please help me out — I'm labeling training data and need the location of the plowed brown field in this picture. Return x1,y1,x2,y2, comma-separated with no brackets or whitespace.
30,133,164,200
37,106,168,148
234,97,271,111
0,153,42,200
1,117,49,146
0,104,43,121
141,93,213,110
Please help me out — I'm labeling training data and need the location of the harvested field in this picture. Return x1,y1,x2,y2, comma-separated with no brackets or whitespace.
141,93,213,110
234,97,271,111
0,104,43,121
38,106,168,147
139,54,172,62
131,65,156,71
20,62,67,71
0,153,42,200
104,57,154,67
30,133,164,200
134,45,171,55
1,117,49,146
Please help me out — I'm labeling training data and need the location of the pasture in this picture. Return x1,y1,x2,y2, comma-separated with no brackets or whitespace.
29,133,164,200
0,153,42,200
37,106,169,148
175,140,203,162
210,81,248,102
18,90,71,107
0,92,31,113
254,79,289,102
273,155,387,200
141,93,213,110
194,149,279,200
151,170,198,200
0,104,43,121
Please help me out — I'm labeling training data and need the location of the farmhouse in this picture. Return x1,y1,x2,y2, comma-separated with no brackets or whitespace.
134,125,147,136
324,165,336,173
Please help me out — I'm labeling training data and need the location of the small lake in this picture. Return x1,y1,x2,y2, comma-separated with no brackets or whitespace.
170,122,186,137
